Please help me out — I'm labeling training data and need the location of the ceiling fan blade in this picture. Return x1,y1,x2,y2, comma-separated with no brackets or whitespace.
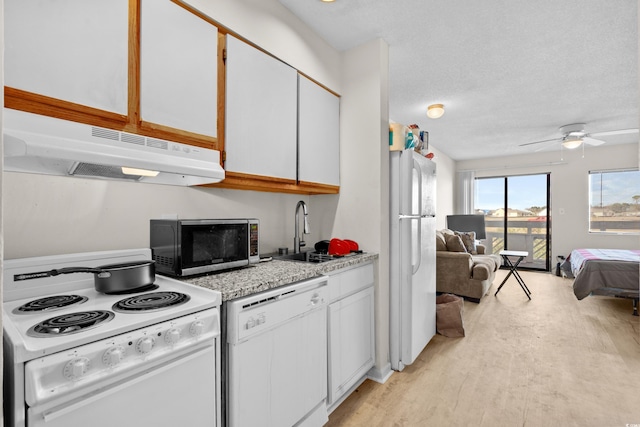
583,136,606,146
590,128,639,137
519,137,561,147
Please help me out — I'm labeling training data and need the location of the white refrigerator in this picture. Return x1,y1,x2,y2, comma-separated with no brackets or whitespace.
389,149,437,371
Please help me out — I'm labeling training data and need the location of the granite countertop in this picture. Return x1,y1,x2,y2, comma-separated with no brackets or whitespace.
183,252,378,301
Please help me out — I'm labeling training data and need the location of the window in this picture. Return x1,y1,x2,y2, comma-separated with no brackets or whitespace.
589,169,640,233
475,174,550,271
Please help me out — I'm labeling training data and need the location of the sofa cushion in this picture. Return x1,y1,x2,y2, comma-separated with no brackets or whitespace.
454,231,477,254
444,233,467,253
473,254,500,272
471,263,491,281
435,230,447,251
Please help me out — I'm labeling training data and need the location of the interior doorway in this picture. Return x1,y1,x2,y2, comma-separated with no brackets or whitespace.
475,174,550,271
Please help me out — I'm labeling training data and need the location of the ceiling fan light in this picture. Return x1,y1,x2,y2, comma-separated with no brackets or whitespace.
427,104,445,119
562,137,583,149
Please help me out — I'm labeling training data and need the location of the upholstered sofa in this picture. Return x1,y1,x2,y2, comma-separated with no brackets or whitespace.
435,229,501,302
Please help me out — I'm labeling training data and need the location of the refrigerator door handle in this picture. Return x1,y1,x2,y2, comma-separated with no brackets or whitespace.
412,158,423,216
413,218,422,274
398,215,423,274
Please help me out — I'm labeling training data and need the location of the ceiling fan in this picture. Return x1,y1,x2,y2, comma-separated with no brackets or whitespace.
519,123,639,150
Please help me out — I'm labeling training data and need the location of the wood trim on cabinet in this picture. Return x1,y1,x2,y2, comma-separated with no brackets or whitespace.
5,1,337,195
217,33,227,163
297,71,340,98
4,0,220,151
296,180,340,195
128,0,141,128
4,87,128,130
206,172,339,195
138,120,217,149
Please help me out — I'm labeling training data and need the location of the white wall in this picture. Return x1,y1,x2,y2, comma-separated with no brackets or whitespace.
429,145,455,230
456,143,640,261
4,173,315,258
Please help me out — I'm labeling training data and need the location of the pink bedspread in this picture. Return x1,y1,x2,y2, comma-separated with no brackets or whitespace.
570,249,640,277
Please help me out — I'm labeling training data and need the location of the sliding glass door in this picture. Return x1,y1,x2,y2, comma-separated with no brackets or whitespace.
475,174,550,271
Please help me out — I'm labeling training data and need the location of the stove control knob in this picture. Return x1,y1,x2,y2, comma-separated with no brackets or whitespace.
136,336,155,354
165,328,181,345
103,346,125,367
63,357,90,380
189,321,205,337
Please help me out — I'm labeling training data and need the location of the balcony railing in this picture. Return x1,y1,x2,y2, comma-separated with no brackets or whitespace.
483,218,548,270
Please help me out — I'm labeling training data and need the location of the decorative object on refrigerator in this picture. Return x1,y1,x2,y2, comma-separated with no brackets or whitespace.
406,124,420,150
389,122,406,151
389,148,437,371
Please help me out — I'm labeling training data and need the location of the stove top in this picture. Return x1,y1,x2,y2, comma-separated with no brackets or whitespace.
3,249,222,363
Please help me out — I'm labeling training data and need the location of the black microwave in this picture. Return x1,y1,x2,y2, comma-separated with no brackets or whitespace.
150,219,259,277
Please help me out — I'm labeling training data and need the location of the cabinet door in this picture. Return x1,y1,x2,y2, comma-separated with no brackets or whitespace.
298,75,340,186
328,287,375,406
4,0,129,114
140,0,218,137
225,35,297,180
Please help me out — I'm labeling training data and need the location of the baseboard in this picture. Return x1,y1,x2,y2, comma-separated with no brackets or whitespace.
367,362,393,384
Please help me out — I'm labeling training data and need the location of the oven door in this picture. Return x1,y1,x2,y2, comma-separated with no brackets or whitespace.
27,345,218,427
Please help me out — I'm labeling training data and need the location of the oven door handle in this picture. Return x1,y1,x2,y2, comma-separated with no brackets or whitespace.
41,347,211,423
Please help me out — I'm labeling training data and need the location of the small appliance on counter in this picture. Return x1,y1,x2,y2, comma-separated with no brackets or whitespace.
150,218,259,277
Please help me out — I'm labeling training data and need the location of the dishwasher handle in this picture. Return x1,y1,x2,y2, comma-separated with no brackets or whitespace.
310,292,322,306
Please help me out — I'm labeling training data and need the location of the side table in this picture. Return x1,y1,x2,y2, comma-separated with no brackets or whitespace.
494,250,531,300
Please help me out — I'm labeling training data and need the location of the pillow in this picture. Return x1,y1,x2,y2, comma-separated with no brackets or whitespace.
454,231,477,254
444,233,467,253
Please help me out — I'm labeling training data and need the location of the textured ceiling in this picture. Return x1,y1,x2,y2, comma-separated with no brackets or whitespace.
278,0,639,161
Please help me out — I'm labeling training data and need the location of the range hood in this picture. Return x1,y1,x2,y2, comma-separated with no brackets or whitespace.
3,109,225,186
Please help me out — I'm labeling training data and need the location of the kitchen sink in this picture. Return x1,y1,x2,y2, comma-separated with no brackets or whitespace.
273,251,332,263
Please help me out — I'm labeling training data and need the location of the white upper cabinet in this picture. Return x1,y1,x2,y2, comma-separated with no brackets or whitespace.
225,35,298,180
298,75,340,186
4,0,129,114
140,0,218,137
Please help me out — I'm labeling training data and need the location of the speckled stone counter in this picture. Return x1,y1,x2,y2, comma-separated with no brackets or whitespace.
183,252,378,301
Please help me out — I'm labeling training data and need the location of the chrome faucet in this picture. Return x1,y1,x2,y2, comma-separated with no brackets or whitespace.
294,200,310,253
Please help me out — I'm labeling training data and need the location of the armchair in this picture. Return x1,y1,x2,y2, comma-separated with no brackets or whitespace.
435,229,500,302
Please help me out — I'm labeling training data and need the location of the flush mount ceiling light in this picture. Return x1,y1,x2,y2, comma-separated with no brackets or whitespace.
320,0,336,2
561,136,584,149
427,104,445,119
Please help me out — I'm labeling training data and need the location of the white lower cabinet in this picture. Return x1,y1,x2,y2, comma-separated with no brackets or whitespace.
327,263,375,410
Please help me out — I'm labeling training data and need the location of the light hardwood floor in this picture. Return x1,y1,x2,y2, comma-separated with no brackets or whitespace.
327,269,640,427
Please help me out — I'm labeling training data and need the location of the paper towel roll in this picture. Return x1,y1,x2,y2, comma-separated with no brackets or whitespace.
389,122,406,151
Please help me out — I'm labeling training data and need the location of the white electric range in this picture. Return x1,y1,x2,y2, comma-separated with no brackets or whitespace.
3,249,222,427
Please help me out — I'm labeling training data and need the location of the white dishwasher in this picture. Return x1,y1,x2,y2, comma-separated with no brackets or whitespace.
226,275,329,427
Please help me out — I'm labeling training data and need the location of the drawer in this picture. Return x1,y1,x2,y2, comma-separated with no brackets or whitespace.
328,263,374,303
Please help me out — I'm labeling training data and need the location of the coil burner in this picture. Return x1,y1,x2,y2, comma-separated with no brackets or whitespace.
112,292,190,313
27,310,115,337
13,295,88,314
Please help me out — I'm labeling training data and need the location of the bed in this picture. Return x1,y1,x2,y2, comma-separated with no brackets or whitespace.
564,249,640,316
